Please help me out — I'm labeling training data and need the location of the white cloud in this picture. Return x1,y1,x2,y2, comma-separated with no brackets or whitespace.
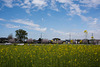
32,0,47,9
11,19,47,32
24,26,47,32
2,0,13,8
11,19,39,27
88,18,100,28
34,27,47,32
56,0,72,4
47,13,51,16
1,0,100,16
1,0,100,30
78,15,89,21
0,18,6,21
90,18,98,25
78,14,100,29
50,28,69,35
5,24,20,28
0,18,47,32
50,0,59,11
80,0,100,8
42,18,44,21
24,0,30,4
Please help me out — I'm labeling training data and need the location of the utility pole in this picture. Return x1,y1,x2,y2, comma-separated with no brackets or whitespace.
91,33,94,44
40,33,42,44
40,33,42,39
69,33,71,40
92,33,93,38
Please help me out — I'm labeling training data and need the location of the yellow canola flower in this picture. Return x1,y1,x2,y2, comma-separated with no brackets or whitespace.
84,30,88,34
75,59,77,62
91,36,94,39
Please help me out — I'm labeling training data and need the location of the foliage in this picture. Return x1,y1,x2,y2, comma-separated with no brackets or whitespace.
42,39,49,44
8,39,15,43
8,34,13,40
80,40,82,44
0,45,100,67
38,38,42,44
27,38,33,43
70,40,73,44
15,29,28,42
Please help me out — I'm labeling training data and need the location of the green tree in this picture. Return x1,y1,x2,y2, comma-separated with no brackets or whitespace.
15,29,28,42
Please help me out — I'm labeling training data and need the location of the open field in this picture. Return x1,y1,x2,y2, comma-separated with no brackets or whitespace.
0,44,100,67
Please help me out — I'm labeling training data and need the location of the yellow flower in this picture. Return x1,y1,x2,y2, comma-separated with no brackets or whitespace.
91,36,94,39
68,60,71,63
75,59,77,62
31,60,32,62
84,30,88,34
94,52,97,55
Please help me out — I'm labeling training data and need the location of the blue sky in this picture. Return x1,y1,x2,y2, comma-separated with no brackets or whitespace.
0,0,100,40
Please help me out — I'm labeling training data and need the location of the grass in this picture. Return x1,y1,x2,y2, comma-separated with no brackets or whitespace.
0,44,100,67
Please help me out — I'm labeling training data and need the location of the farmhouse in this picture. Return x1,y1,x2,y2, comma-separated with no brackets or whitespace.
0,37,8,43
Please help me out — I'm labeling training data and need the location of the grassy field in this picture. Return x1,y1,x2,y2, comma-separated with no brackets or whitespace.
0,44,100,67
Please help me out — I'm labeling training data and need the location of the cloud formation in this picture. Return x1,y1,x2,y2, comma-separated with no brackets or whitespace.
0,18,47,32
1,0,100,12
1,0,100,21
11,19,47,32
5,24,20,28
11,19,39,27
0,18,6,21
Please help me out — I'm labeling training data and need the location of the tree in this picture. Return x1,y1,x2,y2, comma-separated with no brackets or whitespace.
8,38,15,43
27,38,33,43
38,38,42,44
15,29,28,42
42,39,49,44
52,38,61,44
8,34,13,40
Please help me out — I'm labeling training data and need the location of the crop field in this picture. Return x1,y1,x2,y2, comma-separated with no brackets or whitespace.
0,44,100,67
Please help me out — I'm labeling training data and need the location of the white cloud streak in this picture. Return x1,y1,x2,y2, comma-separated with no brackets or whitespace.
80,0,100,8
47,13,51,16
32,0,47,9
11,19,47,32
24,26,47,32
11,19,39,27
5,24,20,28
2,0,13,8
0,18,47,32
0,18,6,21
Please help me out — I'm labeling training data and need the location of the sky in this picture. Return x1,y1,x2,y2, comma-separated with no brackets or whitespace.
0,0,100,40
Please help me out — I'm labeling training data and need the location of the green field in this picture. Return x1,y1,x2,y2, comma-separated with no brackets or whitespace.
0,45,100,67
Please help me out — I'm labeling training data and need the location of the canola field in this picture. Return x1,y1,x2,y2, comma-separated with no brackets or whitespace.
0,44,100,67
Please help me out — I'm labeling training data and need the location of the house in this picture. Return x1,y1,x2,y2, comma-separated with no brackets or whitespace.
52,38,62,44
0,37,8,43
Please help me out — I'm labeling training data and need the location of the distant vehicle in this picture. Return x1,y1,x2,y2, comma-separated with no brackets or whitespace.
5,43,12,45
17,43,24,45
